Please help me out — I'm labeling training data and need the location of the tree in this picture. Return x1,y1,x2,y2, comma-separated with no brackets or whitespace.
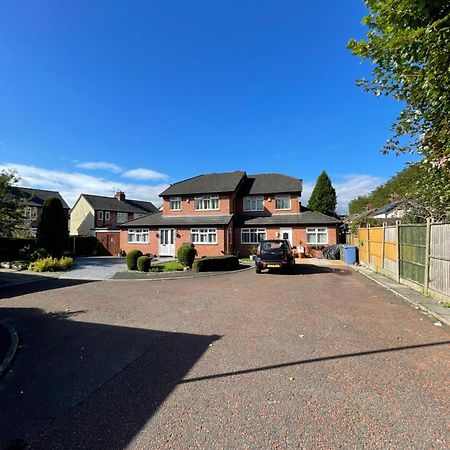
36,197,69,257
348,0,450,213
0,170,26,238
308,171,337,216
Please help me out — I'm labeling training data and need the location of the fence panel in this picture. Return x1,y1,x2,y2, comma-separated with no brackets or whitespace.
368,227,383,269
358,228,369,265
383,226,397,277
399,224,426,286
429,223,450,296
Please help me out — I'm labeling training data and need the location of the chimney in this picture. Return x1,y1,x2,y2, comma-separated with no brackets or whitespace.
114,191,126,201
366,202,374,211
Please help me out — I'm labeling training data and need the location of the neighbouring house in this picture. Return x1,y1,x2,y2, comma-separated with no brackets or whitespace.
8,186,70,236
119,171,341,258
70,191,158,255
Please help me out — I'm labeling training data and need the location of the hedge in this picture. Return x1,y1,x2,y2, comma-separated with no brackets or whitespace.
137,255,152,272
177,243,197,268
126,249,143,270
192,255,240,272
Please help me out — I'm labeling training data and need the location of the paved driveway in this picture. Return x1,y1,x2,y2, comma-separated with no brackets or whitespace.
59,256,127,280
0,263,448,449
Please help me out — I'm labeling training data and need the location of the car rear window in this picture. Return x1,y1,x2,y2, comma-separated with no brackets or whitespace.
261,241,284,254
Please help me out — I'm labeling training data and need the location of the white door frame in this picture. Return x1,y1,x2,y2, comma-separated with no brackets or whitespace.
159,228,176,256
279,228,293,246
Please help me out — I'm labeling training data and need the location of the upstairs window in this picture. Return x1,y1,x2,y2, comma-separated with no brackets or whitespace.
117,212,129,223
306,227,328,244
97,211,104,220
275,195,291,210
194,195,219,210
170,197,181,210
243,196,264,211
104,211,110,221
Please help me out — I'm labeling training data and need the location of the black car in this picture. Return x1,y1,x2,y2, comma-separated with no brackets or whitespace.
255,239,296,274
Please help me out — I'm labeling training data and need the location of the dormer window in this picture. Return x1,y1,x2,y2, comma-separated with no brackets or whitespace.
194,195,219,210
243,196,264,211
170,197,181,211
275,195,291,210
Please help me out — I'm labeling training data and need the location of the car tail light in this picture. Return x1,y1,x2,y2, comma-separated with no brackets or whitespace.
282,260,288,264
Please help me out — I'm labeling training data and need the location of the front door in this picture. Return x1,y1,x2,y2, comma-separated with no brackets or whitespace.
159,229,175,256
280,228,293,246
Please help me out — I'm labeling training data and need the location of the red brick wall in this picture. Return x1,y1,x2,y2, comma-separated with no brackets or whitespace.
234,225,338,257
162,195,232,215
95,211,134,228
235,194,301,215
120,227,227,257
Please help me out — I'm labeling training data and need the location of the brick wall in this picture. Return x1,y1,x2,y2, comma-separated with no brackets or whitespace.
162,195,232,216
235,194,301,215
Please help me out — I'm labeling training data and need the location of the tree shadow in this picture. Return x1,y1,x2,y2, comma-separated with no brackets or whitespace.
0,275,95,300
0,307,219,450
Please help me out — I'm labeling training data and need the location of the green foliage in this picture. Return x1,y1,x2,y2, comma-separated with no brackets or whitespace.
137,255,152,272
307,171,337,216
349,218,383,235
177,243,197,268
36,197,69,257
348,164,421,214
0,170,26,238
348,0,450,206
125,249,143,270
192,255,240,272
151,261,184,272
29,256,74,272
31,247,49,261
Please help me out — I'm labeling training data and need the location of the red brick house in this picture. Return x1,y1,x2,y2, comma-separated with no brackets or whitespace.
70,191,157,255
119,171,340,258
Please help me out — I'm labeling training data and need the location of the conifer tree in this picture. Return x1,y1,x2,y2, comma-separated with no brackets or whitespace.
307,171,337,216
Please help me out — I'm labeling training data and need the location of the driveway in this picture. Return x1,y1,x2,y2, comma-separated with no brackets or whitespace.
59,256,127,280
0,262,448,449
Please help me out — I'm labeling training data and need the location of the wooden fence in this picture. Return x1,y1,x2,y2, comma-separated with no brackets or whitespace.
347,221,450,300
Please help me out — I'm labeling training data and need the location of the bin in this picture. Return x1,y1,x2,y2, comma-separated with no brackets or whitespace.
343,245,357,265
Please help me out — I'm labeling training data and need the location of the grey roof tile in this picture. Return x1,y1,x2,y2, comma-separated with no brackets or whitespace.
238,211,341,226
120,212,233,227
160,171,246,196
242,174,302,195
9,186,70,209
83,194,157,214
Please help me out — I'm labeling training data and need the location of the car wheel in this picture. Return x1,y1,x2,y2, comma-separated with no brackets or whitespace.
255,266,262,274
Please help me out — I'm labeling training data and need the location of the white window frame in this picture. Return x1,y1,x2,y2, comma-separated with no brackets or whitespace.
97,211,104,220
128,228,150,244
241,228,266,244
104,211,110,221
170,196,181,211
306,227,328,244
191,228,217,244
194,195,219,211
117,212,129,223
275,195,291,210
243,196,264,212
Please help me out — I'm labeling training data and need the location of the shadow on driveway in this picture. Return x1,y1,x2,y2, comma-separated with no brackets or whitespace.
0,307,219,450
259,264,351,276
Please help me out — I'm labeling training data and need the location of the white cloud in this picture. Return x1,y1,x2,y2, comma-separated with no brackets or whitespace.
121,168,169,180
75,161,123,173
301,174,384,214
0,163,168,207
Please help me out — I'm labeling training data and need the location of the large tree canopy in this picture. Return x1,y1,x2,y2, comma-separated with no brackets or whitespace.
348,0,450,169
307,171,337,216
0,170,26,238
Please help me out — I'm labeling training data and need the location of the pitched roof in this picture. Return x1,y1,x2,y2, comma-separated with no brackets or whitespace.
238,211,341,226
119,212,233,227
241,174,302,195
82,194,158,214
160,171,246,196
9,186,70,209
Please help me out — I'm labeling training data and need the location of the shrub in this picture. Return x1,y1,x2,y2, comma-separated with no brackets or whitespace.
31,248,49,261
192,255,239,272
177,244,197,268
29,256,74,272
126,249,143,270
137,255,152,272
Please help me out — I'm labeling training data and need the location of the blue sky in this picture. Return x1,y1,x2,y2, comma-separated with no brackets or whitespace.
0,1,416,212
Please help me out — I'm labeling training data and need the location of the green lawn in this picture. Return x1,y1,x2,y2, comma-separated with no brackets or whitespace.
151,261,184,272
